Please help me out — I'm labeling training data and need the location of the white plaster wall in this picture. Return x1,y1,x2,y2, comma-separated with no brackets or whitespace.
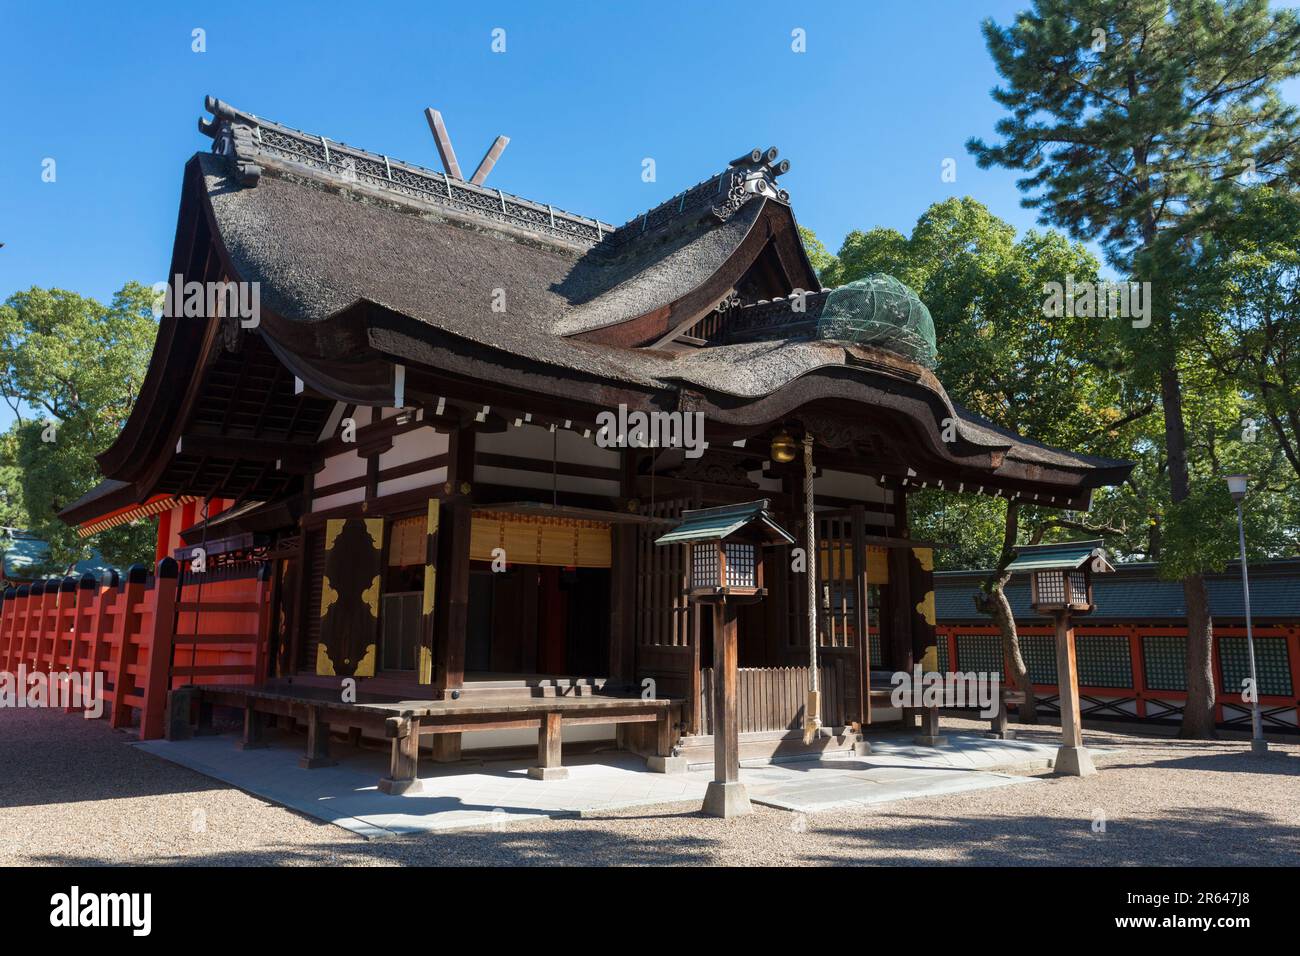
477,423,620,467
377,467,448,499
379,426,448,471
818,469,892,505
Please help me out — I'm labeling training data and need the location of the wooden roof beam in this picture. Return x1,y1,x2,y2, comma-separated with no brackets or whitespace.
177,434,314,470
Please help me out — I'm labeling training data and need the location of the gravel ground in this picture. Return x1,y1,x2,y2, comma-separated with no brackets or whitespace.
2,707,1297,866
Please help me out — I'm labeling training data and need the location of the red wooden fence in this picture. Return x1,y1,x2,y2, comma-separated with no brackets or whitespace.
935,622,1300,732
0,558,271,739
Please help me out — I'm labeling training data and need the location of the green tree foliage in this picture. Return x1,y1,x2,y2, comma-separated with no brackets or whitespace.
0,428,29,531
1184,187,1300,485
823,197,1151,719
0,284,158,571
797,225,838,283
967,0,1300,738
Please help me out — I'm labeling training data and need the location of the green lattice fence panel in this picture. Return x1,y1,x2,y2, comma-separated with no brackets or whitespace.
1021,634,1057,685
1218,636,1293,697
1076,635,1133,688
869,631,882,669
1142,635,1186,691
955,633,1004,679
936,638,950,673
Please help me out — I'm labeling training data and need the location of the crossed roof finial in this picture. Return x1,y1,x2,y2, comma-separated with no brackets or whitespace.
424,107,509,186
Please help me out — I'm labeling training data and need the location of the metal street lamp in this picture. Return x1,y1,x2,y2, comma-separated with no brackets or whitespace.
1225,474,1268,756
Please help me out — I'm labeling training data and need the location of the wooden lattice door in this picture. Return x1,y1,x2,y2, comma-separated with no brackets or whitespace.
635,496,701,732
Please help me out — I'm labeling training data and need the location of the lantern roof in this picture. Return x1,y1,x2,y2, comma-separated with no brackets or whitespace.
1006,539,1115,574
654,499,795,547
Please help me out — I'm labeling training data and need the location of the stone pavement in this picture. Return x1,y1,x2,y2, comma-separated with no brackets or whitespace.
135,730,1094,837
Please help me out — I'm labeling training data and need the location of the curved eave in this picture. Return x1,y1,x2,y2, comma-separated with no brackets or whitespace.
95,157,218,481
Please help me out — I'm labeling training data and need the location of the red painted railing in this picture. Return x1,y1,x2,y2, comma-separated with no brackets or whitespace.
935,622,1300,732
0,558,271,739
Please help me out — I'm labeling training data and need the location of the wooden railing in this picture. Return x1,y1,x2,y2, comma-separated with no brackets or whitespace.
698,661,848,736
935,622,1300,732
0,558,271,739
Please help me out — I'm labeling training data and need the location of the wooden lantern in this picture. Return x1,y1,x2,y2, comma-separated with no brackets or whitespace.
655,499,795,817
1006,539,1115,777
1008,540,1115,615
657,500,795,605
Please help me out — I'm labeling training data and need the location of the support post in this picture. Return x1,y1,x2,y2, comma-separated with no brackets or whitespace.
434,496,471,699
139,558,180,741
428,734,461,763
988,690,1016,740
108,568,147,728
646,705,687,773
195,695,218,736
915,705,947,747
165,686,195,741
238,702,267,750
528,711,568,780
703,601,751,817
379,717,421,794
1052,610,1095,776
299,705,336,768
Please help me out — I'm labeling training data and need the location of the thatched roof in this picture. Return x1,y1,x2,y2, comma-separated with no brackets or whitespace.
59,97,1133,528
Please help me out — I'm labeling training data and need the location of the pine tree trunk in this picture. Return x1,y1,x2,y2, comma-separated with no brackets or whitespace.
1160,366,1218,739
1181,575,1218,737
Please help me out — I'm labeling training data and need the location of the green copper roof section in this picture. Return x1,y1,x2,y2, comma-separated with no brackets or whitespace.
818,274,937,368
1006,539,1112,573
654,499,794,546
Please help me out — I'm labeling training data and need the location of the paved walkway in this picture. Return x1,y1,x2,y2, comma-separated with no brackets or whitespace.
7,710,1297,865
135,730,1071,836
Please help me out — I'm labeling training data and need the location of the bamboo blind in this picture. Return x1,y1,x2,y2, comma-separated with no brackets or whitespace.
469,510,611,568
817,545,889,582
387,515,426,567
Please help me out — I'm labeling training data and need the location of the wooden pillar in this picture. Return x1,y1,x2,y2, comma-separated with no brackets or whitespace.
1052,611,1095,776
434,495,471,697
107,571,144,728
702,601,751,817
139,558,180,741
238,702,266,750
528,711,567,780
916,704,946,746
252,563,274,686
887,548,913,676
434,419,474,701
428,733,461,763
195,696,217,736
608,449,637,689
299,705,337,768
991,694,1010,738
850,505,869,729
379,717,421,794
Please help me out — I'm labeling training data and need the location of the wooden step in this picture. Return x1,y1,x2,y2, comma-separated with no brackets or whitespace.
674,728,860,768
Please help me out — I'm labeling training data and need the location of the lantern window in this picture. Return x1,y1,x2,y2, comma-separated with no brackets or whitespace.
724,542,757,588
692,543,719,589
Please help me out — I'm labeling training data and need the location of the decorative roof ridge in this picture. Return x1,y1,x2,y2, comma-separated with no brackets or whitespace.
605,147,793,248
198,96,615,247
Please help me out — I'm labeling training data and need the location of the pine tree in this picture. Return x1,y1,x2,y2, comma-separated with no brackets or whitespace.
968,0,1300,738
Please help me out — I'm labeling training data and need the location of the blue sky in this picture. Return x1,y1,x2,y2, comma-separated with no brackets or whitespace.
1,0,1298,432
